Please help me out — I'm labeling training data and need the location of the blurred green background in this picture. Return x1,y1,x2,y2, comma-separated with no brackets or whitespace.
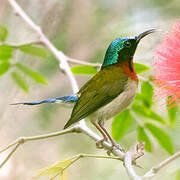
0,0,180,179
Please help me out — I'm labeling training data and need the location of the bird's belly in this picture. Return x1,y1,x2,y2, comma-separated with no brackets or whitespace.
89,78,138,122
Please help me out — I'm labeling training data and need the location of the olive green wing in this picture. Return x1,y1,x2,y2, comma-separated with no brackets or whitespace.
64,65,128,129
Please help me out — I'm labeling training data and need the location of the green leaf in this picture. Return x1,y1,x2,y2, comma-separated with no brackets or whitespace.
16,63,48,85
137,126,152,152
112,110,132,141
36,158,73,178
167,102,178,125
141,81,153,107
132,104,148,117
19,45,48,58
0,25,8,42
71,65,97,75
0,45,13,61
132,104,165,124
11,72,29,93
145,123,174,154
175,169,180,180
134,93,142,102
134,63,150,74
0,62,10,76
149,111,165,123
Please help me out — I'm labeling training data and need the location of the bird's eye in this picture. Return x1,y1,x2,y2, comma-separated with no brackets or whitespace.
124,41,131,48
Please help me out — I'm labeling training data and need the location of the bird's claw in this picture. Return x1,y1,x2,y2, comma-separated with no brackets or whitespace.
106,144,125,156
106,150,112,156
110,142,125,152
96,139,107,149
115,144,125,152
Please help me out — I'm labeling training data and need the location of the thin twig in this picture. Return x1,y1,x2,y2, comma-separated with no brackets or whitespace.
67,57,101,67
0,139,19,154
0,126,79,154
62,153,123,172
143,151,180,179
0,143,20,168
49,153,123,180
153,151,180,173
6,40,43,47
0,40,43,47
0,126,81,168
0,124,126,168
7,0,78,93
7,0,101,69
4,40,101,68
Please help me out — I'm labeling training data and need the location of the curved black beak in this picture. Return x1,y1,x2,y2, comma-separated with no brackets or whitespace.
136,29,156,43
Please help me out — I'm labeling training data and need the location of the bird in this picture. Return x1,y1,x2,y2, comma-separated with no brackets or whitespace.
11,29,155,150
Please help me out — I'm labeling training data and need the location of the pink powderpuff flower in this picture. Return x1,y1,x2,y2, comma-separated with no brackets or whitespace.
154,19,180,106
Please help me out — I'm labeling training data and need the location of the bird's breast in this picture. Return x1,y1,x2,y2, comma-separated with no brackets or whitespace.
89,78,138,122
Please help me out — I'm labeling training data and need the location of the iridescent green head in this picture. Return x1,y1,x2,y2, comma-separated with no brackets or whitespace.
102,29,156,68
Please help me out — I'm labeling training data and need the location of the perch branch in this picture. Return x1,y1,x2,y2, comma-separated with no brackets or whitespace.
67,57,101,67
0,122,179,180
124,151,141,180
0,124,127,168
124,142,145,180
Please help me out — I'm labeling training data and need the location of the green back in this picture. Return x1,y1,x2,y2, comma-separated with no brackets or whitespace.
64,64,128,129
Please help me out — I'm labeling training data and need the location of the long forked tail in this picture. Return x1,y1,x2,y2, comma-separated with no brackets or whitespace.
10,95,78,105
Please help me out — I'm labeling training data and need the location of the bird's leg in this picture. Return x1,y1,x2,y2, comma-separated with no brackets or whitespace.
92,122,109,149
98,120,125,152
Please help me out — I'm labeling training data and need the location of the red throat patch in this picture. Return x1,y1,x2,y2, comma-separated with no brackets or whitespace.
120,61,138,82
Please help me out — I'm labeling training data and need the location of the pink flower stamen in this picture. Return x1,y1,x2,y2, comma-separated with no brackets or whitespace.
154,19,180,105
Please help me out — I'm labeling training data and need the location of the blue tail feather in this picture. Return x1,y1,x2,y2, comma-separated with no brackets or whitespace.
10,95,78,105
